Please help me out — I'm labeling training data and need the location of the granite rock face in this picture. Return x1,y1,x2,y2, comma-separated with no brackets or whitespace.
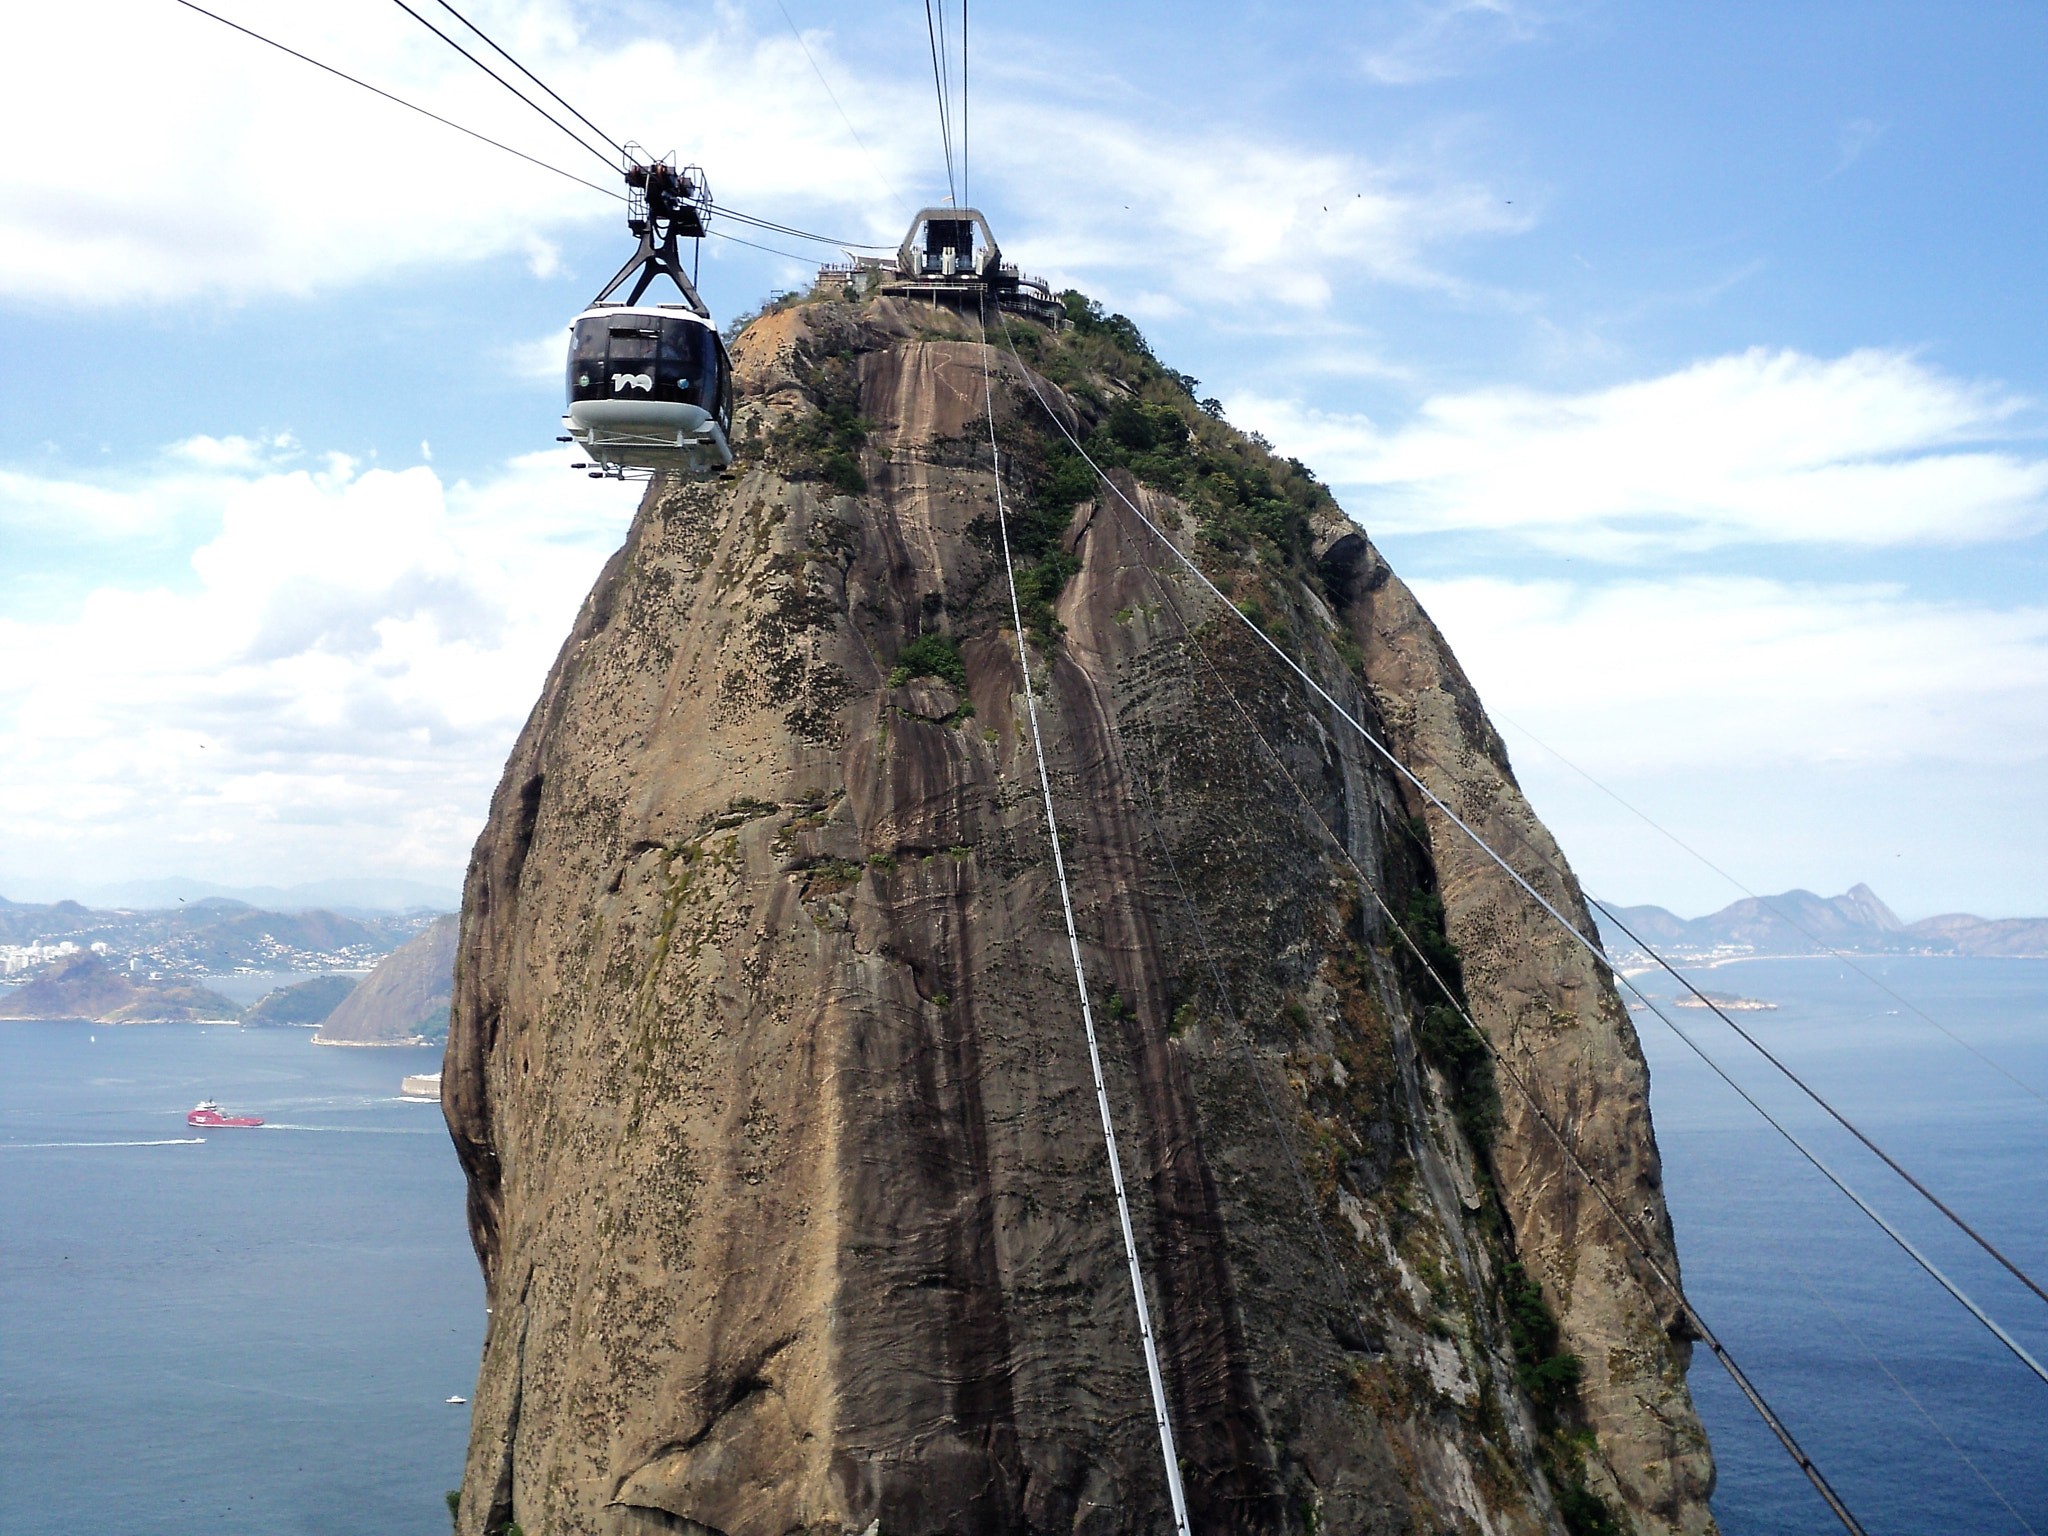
444,298,1715,1536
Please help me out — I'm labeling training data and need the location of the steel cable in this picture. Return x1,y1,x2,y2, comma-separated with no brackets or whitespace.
973,312,1191,1536
961,0,968,207
167,0,624,199
774,0,909,215
992,317,2048,1328
428,0,626,156
1595,897,2048,1315
922,0,957,205
1137,546,1873,1533
167,0,891,257
386,0,618,169
1684,1133,2040,1533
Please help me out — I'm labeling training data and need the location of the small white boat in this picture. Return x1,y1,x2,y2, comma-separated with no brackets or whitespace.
446,1395,467,1405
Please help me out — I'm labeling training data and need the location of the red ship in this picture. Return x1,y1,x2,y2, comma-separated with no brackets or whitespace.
186,1100,263,1128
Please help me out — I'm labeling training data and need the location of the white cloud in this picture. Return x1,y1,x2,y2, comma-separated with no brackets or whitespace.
1232,348,2048,556
165,433,298,470
0,446,638,889
501,328,571,383
1834,117,1884,173
0,1,915,304
988,96,1527,308
0,1,1523,316
1406,572,2048,916
1409,574,2048,775
1360,0,1549,86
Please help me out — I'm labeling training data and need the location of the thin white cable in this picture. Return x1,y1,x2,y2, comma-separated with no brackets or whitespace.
975,316,1193,1536
1188,629,1871,1535
1491,709,2048,1108
1685,1142,2040,1534
1622,973,2048,1387
773,0,909,217
994,318,2048,1321
993,323,1605,975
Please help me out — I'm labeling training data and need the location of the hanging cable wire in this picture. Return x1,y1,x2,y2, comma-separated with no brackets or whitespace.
1120,523,1872,1534
922,0,957,204
974,313,1191,1536
706,227,820,262
1390,910,1876,1531
1592,898,2048,1313
1371,690,2048,1322
385,0,617,169
1491,710,2048,1108
774,0,908,215
961,0,968,207
991,319,2048,1327
1619,964,2048,1385
166,0,622,199
428,0,625,157
400,0,896,250
715,206,893,249
166,0,892,259
935,0,955,188
983,312,1867,1530
1368,700,2048,1377
1686,1144,2041,1533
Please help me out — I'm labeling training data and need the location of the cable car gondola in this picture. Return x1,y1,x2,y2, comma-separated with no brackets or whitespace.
563,153,733,480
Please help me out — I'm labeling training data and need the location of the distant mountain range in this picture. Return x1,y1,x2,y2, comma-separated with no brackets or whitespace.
0,876,459,916
0,896,434,978
1593,884,2048,960
0,895,456,1039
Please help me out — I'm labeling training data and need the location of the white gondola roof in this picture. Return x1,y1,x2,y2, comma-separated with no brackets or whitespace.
571,302,720,328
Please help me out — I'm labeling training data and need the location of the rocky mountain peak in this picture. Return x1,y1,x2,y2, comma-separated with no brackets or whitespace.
441,291,1714,1536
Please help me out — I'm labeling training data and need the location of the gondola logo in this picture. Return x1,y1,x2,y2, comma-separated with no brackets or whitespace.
611,372,654,392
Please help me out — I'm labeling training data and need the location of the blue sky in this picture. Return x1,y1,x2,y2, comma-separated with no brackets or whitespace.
2,0,2044,919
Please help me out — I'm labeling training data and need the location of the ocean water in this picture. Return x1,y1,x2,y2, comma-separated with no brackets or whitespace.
0,1021,478,1535
1637,956,2048,1534
2,962,2041,1534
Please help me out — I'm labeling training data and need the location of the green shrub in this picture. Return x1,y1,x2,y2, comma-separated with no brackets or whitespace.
1554,1475,1625,1536
773,359,870,491
1393,892,1501,1146
1418,1002,1503,1147
1503,1262,1584,1414
886,633,967,690
822,448,866,494
1397,891,1465,1002
1058,290,1156,359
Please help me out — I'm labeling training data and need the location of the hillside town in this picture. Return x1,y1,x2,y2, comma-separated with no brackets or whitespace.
0,899,441,985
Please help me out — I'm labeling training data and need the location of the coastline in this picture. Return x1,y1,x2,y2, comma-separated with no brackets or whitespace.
1616,950,2048,978
0,1014,246,1026
311,1034,433,1048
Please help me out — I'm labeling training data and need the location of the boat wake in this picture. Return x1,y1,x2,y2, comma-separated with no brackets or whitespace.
1,1137,208,1150
255,1123,437,1135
